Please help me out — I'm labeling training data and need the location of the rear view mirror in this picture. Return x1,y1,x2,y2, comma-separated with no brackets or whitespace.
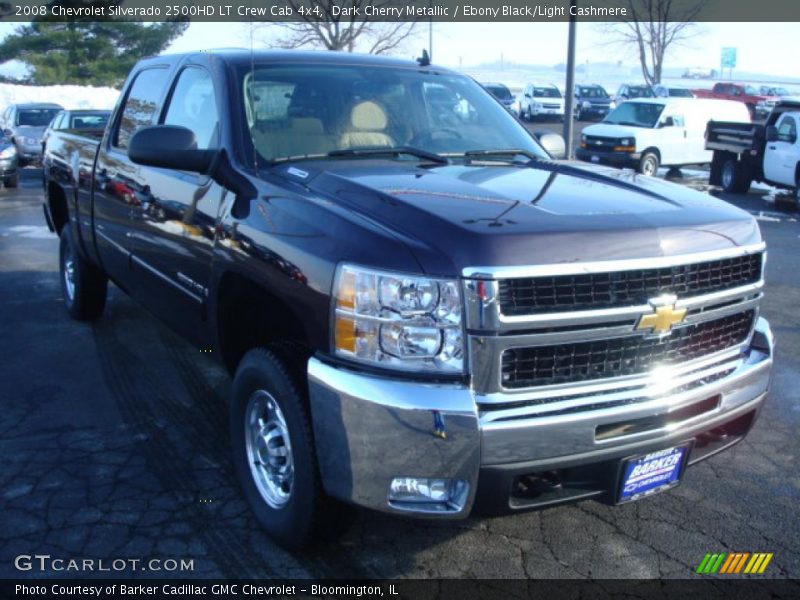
765,126,778,142
536,132,566,159
128,125,215,173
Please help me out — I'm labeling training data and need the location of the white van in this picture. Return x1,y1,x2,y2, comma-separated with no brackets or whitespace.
576,98,750,175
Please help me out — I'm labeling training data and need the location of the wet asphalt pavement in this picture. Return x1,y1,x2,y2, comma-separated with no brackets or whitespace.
0,161,798,581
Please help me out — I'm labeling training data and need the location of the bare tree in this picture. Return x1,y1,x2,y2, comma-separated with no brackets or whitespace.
599,0,707,86
261,0,418,55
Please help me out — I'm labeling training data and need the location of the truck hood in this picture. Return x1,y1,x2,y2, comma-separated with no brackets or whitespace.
280,159,760,276
581,123,647,138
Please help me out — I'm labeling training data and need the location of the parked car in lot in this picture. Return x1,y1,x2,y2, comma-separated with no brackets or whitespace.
0,130,18,188
759,85,792,98
693,83,779,120
43,50,773,550
652,85,695,98
517,83,564,121
706,99,800,200
481,82,515,112
614,84,655,104
577,98,750,175
41,109,111,150
573,84,614,120
1,102,63,165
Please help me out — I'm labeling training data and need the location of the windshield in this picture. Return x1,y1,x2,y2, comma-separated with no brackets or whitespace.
533,86,561,98
627,86,654,98
603,102,665,128
17,108,60,127
484,84,512,100
577,86,608,99
241,64,546,163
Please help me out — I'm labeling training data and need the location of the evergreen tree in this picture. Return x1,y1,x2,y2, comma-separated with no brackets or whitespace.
0,3,187,87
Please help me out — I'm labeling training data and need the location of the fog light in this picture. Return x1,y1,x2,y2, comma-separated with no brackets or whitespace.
388,477,468,510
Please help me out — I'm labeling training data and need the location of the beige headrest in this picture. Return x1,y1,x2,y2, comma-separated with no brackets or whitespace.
350,101,387,131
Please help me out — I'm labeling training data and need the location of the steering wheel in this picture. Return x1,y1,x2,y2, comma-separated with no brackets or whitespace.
411,128,463,146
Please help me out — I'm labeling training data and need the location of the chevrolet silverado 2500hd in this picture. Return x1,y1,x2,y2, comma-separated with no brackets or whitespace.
43,51,773,549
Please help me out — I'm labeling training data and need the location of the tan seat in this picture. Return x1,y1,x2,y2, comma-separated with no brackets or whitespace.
339,101,394,149
251,117,334,160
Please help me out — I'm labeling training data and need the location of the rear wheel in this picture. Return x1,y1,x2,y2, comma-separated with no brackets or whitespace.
638,151,660,176
721,158,752,194
230,347,351,549
4,174,17,188
59,227,107,321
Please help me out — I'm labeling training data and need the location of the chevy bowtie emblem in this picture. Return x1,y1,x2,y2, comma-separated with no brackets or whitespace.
636,295,687,335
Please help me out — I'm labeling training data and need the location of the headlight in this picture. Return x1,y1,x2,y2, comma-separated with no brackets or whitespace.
0,146,16,159
23,137,40,145
582,100,591,108
609,101,617,109
333,264,463,373
533,102,542,109
620,138,632,146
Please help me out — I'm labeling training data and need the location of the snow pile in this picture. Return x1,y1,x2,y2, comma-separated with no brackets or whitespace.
0,83,119,111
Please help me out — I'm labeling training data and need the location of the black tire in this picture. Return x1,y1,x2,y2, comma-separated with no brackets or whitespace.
59,227,107,321
575,108,583,121
721,158,752,194
638,151,660,176
526,106,534,122
230,347,350,549
4,174,17,188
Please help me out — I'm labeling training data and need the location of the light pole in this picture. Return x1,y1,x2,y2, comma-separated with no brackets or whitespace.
562,0,578,159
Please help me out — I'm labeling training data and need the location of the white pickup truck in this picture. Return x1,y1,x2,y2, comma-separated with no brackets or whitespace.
706,99,800,201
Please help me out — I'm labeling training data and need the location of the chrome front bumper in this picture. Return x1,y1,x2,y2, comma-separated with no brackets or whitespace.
308,318,773,517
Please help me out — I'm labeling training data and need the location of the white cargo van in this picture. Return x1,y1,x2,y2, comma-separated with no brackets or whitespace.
576,98,751,175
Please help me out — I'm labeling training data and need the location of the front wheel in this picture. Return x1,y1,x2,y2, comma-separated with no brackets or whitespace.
4,174,17,188
59,227,107,321
638,151,660,176
230,347,349,549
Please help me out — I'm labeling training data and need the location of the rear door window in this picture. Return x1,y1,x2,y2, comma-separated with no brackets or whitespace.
113,68,170,150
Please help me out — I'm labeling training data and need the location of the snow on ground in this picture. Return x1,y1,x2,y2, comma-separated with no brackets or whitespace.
0,83,119,111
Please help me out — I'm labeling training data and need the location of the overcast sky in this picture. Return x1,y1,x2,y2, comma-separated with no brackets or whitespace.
0,21,797,78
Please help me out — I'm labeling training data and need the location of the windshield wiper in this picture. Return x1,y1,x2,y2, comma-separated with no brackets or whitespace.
462,148,540,164
326,146,449,165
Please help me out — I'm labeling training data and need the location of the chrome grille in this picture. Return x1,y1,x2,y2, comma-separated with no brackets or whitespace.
500,310,754,389
464,243,765,409
498,253,762,316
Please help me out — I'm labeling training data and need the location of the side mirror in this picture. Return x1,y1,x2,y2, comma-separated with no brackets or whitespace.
765,126,778,142
128,125,215,173
659,117,675,128
536,131,566,159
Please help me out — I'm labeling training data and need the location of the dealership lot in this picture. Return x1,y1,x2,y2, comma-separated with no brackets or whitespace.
0,162,798,579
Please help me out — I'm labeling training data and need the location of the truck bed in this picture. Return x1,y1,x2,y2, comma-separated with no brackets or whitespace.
705,120,765,154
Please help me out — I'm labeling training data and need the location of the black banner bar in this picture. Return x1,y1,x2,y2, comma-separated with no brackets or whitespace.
1,0,800,23
3,579,800,600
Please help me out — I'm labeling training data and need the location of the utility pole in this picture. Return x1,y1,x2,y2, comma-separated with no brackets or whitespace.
562,0,578,159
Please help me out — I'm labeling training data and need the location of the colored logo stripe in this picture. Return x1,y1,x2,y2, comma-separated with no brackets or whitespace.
697,552,773,574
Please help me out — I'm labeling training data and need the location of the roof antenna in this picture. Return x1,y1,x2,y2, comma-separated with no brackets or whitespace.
417,49,430,67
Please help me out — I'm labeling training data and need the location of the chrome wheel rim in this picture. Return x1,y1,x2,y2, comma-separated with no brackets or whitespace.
245,389,294,509
722,162,734,189
63,245,76,301
642,157,657,176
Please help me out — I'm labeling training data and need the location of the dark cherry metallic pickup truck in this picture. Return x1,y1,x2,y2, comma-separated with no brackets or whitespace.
43,50,773,549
